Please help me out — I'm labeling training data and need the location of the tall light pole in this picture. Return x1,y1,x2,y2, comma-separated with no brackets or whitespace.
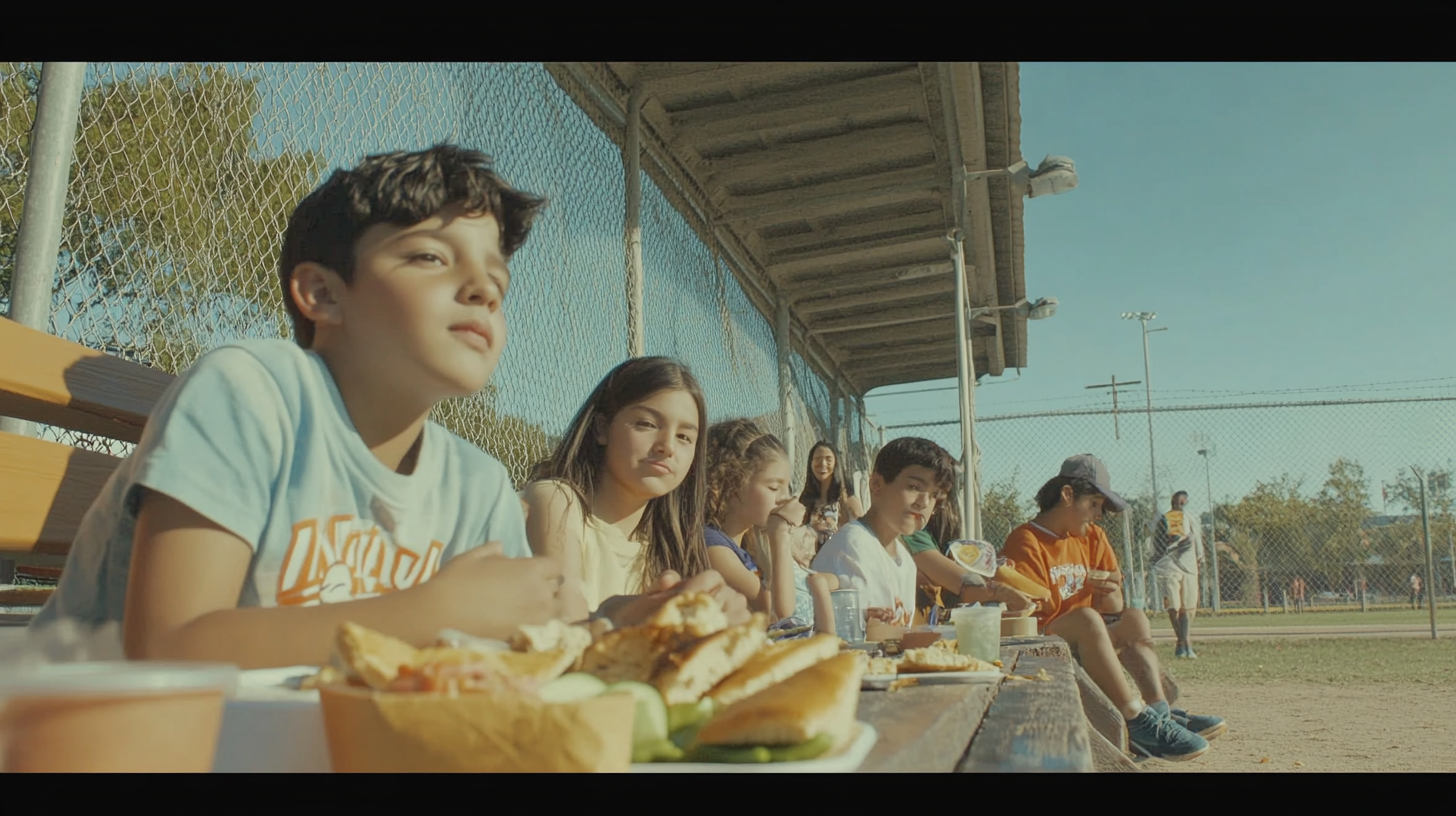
954,296,1059,540
1198,447,1221,615
946,150,1077,542
1122,311,1167,603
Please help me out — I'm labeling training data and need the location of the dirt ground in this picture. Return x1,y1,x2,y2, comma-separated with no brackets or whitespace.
1140,681,1456,773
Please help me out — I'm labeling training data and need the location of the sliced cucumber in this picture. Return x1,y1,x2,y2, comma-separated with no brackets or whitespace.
670,720,705,750
667,698,716,734
687,744,772,764
539,672,608,703
631,739,686,763
604,681,670,748
766,733,834,762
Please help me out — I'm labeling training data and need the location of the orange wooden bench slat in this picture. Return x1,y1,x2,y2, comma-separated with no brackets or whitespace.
0,587,54,606
0,431,123,558
0,316,174,444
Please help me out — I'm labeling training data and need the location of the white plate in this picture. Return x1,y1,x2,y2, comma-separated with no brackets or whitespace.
861,670,1003,690
631,722,878,773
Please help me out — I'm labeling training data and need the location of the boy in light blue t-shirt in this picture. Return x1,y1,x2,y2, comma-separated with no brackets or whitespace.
36,146,579,669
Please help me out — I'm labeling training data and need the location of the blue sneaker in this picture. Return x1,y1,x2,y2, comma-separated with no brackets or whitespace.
1171,708,1226,740
1183,646,1199,659
1173,644,1187,658
1128,704,1209,762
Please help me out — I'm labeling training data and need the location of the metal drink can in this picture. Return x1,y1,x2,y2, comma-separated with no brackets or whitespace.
829,588,863,642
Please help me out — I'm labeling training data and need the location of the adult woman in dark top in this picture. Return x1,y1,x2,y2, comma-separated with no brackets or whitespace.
799,441,864,551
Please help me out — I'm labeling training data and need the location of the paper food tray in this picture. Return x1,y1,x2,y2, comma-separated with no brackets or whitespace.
631,722,878,773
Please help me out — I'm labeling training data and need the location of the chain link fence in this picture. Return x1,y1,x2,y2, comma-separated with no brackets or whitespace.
1,62,871,494
890,392,1456,616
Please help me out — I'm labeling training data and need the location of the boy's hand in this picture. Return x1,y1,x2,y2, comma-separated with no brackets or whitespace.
1089,570,1123,597
865,607,895,624
426,543,564,635
990,582,1037,613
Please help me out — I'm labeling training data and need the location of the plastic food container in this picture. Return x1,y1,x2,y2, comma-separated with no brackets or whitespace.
951,605,1001,663
0,661,239,773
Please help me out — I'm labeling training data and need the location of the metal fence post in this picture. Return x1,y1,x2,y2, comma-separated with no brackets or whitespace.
775,291,795,472
2,62,86,439
1415,469,1439,639
623,82,645,359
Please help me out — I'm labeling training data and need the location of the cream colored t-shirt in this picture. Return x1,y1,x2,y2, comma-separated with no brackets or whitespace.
532,480,646,612
580,512,646,611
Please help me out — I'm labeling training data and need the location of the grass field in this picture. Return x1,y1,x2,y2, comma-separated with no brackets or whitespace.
1148,607,1453,629
1153,638,1456,684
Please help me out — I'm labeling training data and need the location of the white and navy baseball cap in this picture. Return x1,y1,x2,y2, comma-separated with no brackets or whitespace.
1059,454,1129,512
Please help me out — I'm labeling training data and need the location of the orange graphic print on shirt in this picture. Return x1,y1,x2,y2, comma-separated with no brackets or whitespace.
276,515,445,606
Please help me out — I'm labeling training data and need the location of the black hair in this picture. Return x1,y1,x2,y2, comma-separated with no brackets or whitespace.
1034,475,1105,512
798,440,854,518
872,437,956,496
278,144,547,347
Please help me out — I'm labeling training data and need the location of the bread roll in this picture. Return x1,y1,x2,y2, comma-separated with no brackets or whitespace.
995,565,1052,601
653,613,770,706
707,634,840,707
694,652,864,749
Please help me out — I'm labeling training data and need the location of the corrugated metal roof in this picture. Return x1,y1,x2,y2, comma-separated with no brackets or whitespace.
546,62,1027,396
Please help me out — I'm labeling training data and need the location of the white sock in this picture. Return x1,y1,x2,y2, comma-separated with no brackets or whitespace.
1125,698,1145,720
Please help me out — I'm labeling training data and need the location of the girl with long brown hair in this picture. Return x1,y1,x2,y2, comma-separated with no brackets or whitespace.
522,357,711,621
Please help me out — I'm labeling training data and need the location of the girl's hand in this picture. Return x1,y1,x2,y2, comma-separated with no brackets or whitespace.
599,569,751,628
773,497,808,527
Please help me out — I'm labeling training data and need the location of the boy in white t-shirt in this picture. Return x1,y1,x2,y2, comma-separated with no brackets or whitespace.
812,437,956,631
34,145,748,669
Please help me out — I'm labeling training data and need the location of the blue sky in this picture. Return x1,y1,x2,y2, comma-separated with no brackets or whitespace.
868,63,1456,507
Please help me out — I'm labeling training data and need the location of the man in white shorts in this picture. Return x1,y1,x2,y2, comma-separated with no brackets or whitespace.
1153,491,1203,658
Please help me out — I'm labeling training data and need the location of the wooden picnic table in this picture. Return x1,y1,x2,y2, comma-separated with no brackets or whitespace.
857,635,1095,772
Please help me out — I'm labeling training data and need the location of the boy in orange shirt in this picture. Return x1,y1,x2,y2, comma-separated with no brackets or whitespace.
1002,455,1225,762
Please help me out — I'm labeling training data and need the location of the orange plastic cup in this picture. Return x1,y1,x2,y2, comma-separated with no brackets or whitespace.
0,661,239,773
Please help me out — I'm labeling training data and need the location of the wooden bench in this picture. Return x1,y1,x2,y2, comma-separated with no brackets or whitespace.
0,316,174,621
857,636,1097,772
856,635,1186,772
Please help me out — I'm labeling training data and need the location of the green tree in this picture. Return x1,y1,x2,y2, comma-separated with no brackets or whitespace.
434,384,559,490
3,62,552,468
1220,475,1313,602
1,62,42,302
981,469,1036,549
1388,464,1455,592
1310,458,1372,589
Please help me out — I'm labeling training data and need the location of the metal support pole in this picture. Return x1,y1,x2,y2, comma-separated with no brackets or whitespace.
1140,322,1160,515
1447,528,1455,601
948,232,979,541
1120,511,1137,608
623,83,645,359
1415,469,1439,639
829,383,841,461
1201,452,1221,615
775,292,796,472
2,62,86,440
